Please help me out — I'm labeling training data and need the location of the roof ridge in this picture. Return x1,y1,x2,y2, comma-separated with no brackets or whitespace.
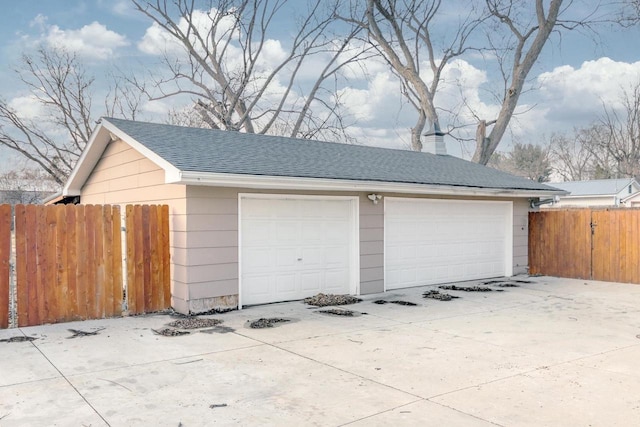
102,116,445,158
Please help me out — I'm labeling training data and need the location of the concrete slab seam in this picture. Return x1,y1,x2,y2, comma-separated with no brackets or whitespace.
335,398,423,426
423,342,640,402
25,329,112,427
233,330,425,401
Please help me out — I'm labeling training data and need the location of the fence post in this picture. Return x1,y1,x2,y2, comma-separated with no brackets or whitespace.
120,208,128,312
0,204,10,329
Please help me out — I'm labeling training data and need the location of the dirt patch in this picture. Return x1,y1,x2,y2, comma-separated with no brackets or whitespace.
390,300,417,306
423,290,459,301
152,328,190,337
304,293,362,307
67,328,105,339
318,308,357,317
168,318,223,329
373,300,417,306
439,285,493,292
0,336,37,343
248,318,290,329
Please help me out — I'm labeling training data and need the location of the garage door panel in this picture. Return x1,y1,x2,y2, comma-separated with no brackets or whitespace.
243,275,272,300
323,269,350,292
276,222,299,241
243,248,272,270
386,198,511,290
300,247,323,266
242,221,270,242
301,223,322,241
276,274,297,294
241,197,355,306
300,272,322,292
276,248,298,268
325,246,349,266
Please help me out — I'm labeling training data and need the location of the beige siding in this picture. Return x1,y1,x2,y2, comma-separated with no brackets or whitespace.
79,139,189,313
512,199,529,275
359,194,384,293
184,186,239,307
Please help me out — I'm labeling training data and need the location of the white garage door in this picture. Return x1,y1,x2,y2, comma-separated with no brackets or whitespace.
385,198,512,290
240,196,357,306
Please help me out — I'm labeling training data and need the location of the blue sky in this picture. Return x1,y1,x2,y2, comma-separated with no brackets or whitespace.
1,0,640,172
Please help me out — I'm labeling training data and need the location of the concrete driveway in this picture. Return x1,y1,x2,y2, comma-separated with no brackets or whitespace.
1,276,640,426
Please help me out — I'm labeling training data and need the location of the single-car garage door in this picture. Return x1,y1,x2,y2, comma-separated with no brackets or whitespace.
240,195,358,306
385,198,512,290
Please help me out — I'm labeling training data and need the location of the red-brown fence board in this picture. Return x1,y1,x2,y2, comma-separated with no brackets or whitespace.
530,208,640,284
126,205,171,315
161,205,171,307
111,209,123,315
0,204,10,329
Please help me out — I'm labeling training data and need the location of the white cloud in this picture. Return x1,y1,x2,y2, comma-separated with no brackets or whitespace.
138,8,239,58
29,14,48,30
142,99,172,116
43,21,129,59
537,57,640,124
338,71,405,124
138,21,184,56
8,95,45,120
256,39,288,69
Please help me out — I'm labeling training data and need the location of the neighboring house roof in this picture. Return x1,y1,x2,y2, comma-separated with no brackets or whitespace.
549,178,639,198
63,117,564,197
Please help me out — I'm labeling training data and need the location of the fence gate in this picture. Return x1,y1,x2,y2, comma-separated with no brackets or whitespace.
0,204,171,329
529,208,640,284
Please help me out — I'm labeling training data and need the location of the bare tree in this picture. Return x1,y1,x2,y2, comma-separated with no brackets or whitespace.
471,0,571,164
0,48,94,184
489,142,551,182
550,84,640,181
549,130,596,181
340,0,487,151
596,83,640,178
0,48,145,184
343,0,603,163
132,0,368,142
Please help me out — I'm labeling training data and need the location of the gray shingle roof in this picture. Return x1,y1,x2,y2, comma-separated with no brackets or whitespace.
105,117,561,193
549,179,637,196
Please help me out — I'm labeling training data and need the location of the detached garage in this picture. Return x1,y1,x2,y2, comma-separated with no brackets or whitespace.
61,118,563,313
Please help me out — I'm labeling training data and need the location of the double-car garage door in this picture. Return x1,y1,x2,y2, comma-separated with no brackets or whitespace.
240,195,512,306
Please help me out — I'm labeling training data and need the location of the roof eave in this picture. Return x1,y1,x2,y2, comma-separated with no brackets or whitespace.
174,171,564,198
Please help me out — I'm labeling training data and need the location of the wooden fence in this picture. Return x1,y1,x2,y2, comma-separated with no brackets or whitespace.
0,204,170,329
0,205,10,328
529,208,640,284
